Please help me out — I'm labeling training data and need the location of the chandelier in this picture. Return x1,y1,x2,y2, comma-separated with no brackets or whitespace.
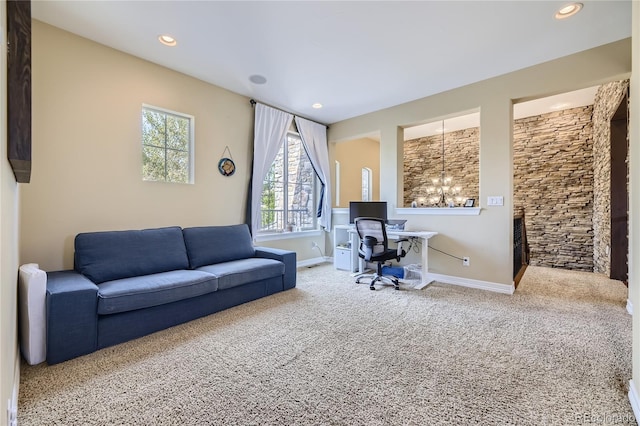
425,120,464,207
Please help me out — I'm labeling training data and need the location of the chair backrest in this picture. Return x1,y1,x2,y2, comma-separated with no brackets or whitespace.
355,217,388,260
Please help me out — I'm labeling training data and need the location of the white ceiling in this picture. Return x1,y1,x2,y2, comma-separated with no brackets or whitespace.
31,1,631,125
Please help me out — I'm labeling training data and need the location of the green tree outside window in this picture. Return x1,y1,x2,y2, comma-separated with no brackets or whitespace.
142,106,193,183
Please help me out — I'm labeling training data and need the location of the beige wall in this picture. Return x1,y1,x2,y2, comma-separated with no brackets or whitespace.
1,0,20,423
630,0,640,409
329,39,631,285
330,137,380,207
23,21,325,271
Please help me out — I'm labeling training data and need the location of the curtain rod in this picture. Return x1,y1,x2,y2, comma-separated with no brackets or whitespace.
250,99,329,129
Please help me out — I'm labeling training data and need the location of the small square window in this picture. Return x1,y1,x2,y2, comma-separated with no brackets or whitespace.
141,105,194,183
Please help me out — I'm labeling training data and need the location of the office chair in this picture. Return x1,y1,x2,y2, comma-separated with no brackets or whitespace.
354,217,408,290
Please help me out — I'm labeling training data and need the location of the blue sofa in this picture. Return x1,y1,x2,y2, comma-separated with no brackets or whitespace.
45,224,296,364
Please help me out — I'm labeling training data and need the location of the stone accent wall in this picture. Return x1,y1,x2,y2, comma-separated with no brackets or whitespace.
592,80,630,275
513,107,594,271
404,128,479,206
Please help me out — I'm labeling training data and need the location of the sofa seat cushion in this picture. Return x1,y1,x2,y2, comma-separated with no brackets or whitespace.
97,270,218,315
197,258,284,290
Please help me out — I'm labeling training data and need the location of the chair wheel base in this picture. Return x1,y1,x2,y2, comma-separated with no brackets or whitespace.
355,273,400,291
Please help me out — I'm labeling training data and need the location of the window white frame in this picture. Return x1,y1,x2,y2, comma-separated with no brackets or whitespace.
362,167,372,201
335,160,341,206
141,104,195,184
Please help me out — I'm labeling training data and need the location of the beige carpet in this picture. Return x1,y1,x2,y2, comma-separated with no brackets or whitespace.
19,265,634,425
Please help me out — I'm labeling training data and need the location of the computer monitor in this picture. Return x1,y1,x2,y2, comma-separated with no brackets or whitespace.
349,201,388,224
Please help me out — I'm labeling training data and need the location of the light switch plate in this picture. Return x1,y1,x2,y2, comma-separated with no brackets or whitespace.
487,196,504,206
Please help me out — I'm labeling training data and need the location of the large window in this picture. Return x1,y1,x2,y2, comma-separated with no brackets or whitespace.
261,133,318,232
142,105,194,183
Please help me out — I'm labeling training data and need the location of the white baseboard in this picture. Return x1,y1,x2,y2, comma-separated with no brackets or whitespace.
8,348,19,426
627,299,633,315
297,257,330,268
427,272,515,295
629,380,640,423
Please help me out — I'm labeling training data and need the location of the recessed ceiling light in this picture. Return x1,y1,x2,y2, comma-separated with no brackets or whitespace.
555,2,583,20
249,75,267,85
312,103,323,109
158,35,177,47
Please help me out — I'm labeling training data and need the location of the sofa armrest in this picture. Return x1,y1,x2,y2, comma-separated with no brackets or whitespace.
254,247,297,290
46,271,99,364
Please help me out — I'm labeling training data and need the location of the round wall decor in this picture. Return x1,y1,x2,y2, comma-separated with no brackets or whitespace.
218,157,235,176
218,146,236,176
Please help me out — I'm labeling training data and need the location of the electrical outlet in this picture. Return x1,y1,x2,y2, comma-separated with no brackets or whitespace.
463,257,470,266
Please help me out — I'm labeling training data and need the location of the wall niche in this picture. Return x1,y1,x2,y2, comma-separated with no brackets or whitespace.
403,113,480,207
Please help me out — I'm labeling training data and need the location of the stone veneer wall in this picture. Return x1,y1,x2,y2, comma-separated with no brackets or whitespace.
513,107,594,271
592,80,630,275
404,128,480,206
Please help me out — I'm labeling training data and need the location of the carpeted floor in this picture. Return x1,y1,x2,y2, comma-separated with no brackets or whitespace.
19,264,635,425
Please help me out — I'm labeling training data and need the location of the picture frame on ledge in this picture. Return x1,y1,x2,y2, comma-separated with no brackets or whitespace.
464,198,475,207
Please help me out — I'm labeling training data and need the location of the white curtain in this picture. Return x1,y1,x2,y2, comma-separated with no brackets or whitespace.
251,104,293,236
295,116,332,231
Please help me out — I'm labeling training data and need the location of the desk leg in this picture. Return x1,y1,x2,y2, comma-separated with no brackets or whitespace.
414,237,435,290
349,258,365,276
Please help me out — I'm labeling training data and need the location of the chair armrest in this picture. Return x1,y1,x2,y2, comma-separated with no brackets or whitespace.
363,236,378,247
254,247,297,290
46,270,99,364
360,236,378,261
395,238,410,257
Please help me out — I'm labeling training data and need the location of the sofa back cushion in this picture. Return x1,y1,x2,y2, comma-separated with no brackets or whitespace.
75,226,190,284
183,224,255,269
